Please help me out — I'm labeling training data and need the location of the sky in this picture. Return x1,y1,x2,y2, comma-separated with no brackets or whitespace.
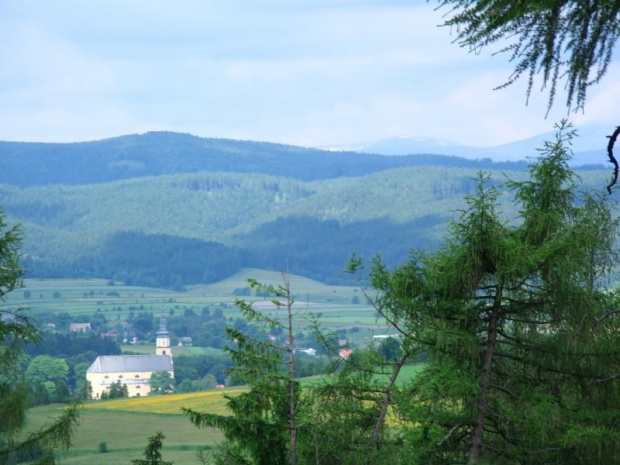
1,0,619,149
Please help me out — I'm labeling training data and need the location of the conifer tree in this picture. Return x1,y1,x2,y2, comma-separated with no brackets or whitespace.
131,432,172,465
367,123,620,464
185,275,303,465
0,209,80,464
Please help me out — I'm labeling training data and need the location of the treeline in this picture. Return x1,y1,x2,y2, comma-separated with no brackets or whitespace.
22,332,123,406
240,215,443,284
23,233,243,290
101,233,242,289
25,332,121,358
22,215,443,288
0,165,546,289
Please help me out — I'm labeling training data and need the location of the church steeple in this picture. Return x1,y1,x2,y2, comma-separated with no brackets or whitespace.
156,314,172,360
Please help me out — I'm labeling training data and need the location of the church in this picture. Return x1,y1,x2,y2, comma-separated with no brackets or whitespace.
86,316,174,399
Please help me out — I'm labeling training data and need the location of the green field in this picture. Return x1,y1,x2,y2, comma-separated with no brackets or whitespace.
120,344,225,357
26,403,223,465
299,362,425,388
13,271,413,464
5,270,391,345
26,363,424,465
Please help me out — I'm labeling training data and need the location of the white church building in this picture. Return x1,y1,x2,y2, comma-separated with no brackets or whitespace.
87,316,174,399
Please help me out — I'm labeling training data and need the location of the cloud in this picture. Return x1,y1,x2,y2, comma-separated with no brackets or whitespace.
0,1,617,146
572,64,620,127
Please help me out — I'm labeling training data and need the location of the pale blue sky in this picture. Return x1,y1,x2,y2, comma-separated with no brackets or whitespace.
1,0,618,148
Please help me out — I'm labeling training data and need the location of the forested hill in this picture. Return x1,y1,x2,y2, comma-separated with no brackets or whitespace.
0,131,529,187
1,165,611,288
1,131,612,289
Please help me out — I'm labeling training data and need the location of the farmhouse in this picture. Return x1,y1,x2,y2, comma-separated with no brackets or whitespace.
86,316,174,399
70,322,91,332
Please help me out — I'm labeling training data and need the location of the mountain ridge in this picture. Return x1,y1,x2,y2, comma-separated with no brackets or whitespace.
360,124,613,167
0,131,531,188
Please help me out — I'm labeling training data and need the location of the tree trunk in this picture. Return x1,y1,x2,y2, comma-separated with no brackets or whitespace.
468,295,501,464
284,272,297,465
372,353,407,445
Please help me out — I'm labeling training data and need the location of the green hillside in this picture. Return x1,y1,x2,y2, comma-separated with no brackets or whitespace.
0,165,611,287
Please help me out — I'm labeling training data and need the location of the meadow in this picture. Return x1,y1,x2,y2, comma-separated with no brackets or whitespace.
27,362,423,465
6,268,392,345
27,402,223,465
26,388,247,464
16,269,411,464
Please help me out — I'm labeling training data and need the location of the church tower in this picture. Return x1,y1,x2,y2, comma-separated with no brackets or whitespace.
156,315,172,361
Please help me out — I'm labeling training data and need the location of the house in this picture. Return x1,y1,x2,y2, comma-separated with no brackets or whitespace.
101,329,119,339
339,348,353,359
70,322,91,332
177,336,193,347
86,316,174,399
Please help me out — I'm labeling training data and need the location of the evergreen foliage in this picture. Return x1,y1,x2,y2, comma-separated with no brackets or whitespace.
186,277,416,465
439,0,620,110
149,371,174,395
25,331,121,359
1,162,610,287
185,276,303,465
131,432,172,465
364,123,620,463
0,209,80,464
0,131,528,188
184,127,620,464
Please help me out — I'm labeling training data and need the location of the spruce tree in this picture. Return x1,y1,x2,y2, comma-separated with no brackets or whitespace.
367,123,620,464
131,432,172,465
185,276,302,465
0,209,80,464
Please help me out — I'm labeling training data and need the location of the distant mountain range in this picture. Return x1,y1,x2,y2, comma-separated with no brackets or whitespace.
358,124,614,167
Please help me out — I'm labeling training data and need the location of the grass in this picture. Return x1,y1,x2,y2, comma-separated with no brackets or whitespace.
25,363,424,464
5,272,387,339
84,387,246,415
121,344,225,357
26,404,223,465
12,273,417,463
376,362,426,387
299,362,425,387
186,267,363,302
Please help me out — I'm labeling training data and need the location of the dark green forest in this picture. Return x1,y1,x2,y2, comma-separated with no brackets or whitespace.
0,135,612,288
0,131,530,187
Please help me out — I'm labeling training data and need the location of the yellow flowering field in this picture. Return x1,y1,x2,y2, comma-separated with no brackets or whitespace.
84,387,247,415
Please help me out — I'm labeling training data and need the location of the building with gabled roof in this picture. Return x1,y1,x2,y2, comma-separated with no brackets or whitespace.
86,316,174,399
70,322,91,332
